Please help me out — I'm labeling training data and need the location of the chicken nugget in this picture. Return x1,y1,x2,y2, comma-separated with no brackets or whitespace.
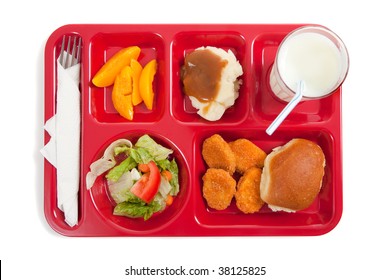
235,167,264,214
229,138,267,174
202,168,236,210
202,134,236,174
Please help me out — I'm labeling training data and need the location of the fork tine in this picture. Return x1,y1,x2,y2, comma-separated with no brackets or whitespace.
76,37,82,64
65,37,71,68
59,35,66,67
71,37,77,67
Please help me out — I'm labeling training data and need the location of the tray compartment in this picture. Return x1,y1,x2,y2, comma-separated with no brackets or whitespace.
251,32,338,124
88,131,191,233
89,32,166,123
171,31,249,124
193,127,339,233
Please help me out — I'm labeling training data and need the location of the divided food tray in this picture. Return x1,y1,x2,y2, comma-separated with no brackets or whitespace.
43,24,343,236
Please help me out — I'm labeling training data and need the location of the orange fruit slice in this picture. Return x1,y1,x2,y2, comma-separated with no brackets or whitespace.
130,59,143,106
139,59,157,110
112,66,134,121
92,46,141,87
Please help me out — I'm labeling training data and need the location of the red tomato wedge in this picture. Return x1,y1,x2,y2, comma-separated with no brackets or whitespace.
131,161,161,203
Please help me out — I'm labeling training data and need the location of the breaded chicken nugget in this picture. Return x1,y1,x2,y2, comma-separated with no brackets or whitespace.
229,138,267,174
202,134,236,174
235,167,264,214
202,168,236,210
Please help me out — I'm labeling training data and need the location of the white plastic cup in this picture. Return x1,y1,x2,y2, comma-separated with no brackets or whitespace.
269,26,349,102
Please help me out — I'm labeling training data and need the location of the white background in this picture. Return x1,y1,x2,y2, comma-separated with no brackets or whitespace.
1,0,389,279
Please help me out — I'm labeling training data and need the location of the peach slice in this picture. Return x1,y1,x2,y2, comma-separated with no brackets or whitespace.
139,59,157,110
130,59,143,106
92,46,141,87
112,66,134,121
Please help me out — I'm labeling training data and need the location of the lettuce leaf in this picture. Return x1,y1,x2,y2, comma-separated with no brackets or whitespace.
130,147,153,164
106,156,137,182
114,145,131,156
167,159,179,195
135,134,173,161
113,200,163,220
107,169,141,203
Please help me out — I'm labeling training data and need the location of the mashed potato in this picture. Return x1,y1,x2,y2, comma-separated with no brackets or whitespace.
182,46,243,121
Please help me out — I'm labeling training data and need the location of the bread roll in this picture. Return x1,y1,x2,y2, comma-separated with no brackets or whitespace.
260,138,325,212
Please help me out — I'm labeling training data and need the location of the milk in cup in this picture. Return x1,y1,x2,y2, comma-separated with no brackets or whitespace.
270,26,349,102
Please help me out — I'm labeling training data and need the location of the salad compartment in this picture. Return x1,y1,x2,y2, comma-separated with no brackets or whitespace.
43,24,343,236
89,132,190,234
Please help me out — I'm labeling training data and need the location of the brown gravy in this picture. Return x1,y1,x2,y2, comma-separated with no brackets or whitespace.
182,49,228,102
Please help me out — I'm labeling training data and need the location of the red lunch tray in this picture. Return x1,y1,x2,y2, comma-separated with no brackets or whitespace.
43,24,343,236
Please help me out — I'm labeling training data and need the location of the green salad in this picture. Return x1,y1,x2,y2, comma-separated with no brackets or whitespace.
88,134,180,220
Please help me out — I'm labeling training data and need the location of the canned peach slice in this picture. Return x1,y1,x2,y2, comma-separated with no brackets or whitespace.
112,66,134,121
92,46,141,87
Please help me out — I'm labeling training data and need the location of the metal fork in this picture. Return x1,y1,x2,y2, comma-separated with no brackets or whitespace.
59,35,82,69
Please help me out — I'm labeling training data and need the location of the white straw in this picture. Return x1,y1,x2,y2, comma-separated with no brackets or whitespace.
266,81,304,136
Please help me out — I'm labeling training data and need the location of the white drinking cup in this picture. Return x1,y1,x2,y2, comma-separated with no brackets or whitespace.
269,26,349,102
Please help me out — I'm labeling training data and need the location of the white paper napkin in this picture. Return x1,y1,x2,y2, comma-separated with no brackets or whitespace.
41,52,80,227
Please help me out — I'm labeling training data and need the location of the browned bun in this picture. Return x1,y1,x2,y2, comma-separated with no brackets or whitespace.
260,138,325,212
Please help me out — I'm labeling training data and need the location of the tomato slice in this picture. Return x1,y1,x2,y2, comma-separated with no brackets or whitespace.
131,161,161,203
